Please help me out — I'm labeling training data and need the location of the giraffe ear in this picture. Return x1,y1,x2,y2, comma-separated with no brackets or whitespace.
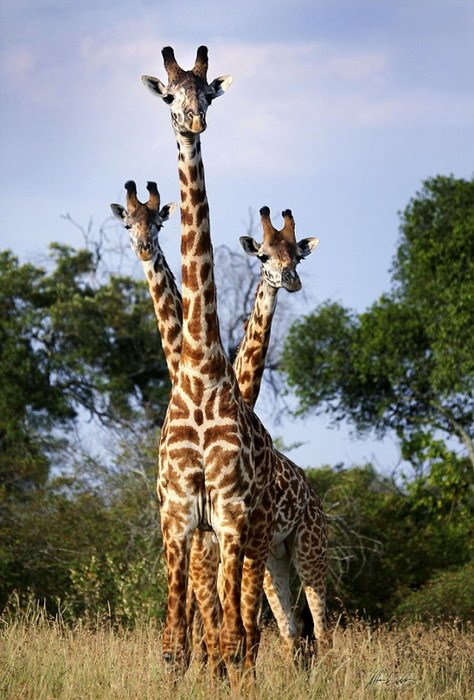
209,75,234,98
141,75,169,100
297,237,320,258
110,204,127,222
158,202,178,223
239,236,261,256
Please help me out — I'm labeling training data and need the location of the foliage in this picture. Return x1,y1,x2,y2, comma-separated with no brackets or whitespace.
67,552,167,625
394,564,474,622
306,455,473,619
393,175,474,395
281,175,474,465
0,250,70,496
0,431,164,623
0,245,170,460
0,240,171,617
0,477,109,610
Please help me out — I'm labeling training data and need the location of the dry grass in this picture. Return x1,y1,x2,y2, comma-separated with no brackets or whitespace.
1,609,472,699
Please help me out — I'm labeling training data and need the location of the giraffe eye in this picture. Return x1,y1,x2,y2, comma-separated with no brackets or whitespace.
258,254,269,263
124,224,131,230
163,94,174,105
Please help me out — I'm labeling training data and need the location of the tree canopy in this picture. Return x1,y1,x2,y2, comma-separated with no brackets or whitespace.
0,244,170,496
281,175,474,466
0,240,170,612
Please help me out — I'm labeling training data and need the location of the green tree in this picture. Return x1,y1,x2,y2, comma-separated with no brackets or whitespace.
1,245,170,481
306,457,472,619
394,563,474,622
0,459,166,622
0,242,170,609
282,175,474,467
0,250,72,496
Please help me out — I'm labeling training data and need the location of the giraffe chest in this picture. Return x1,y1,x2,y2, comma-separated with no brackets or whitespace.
158,381,276,530
160,383,245,478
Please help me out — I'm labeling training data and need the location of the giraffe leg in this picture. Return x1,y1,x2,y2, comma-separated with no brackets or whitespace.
238,507,275,685
217,531,247,687
160,527,193,673
291,506,329,663
187,530,214,663
186,566,207,663
263,550,300,662
240,555,266,678
188,530,223,678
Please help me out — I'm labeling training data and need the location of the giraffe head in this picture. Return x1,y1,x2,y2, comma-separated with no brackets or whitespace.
141,46,233,136
240,207,319,292
110,181,177,262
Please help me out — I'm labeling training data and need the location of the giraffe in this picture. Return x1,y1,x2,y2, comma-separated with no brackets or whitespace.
236,207,328,660
112,178,328,662
142,45,279,682
188,208,328,663
110,180,181,380
195,207,328,663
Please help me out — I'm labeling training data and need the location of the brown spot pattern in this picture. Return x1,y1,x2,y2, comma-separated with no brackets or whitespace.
150,107,328,680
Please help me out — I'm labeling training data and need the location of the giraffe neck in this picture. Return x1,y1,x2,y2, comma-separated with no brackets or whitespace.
234,278,278,408
141,249,183,384
176,134,227,375
141,246,278,407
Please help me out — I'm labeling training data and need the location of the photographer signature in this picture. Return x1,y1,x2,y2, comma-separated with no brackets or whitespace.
366,670,415,688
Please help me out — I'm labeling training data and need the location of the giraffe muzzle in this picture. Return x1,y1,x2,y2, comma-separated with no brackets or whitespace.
187,112,206,134
137,241,153,261
282,268,302,292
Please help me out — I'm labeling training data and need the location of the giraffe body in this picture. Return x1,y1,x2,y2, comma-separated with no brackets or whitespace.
142,47,278,680
113,180,328,663
220,210,327,660
157,147,277,676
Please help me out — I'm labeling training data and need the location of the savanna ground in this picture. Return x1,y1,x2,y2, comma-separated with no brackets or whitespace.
1,607,472,700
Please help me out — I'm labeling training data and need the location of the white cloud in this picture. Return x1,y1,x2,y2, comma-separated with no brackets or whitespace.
2,29,473,188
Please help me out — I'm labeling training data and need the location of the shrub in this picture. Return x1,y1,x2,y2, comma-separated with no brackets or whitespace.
395,564,474,622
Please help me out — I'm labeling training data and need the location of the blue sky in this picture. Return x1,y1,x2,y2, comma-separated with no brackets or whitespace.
1,1,473,471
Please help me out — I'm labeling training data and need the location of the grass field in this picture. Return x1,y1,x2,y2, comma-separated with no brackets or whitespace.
1,609,472,699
